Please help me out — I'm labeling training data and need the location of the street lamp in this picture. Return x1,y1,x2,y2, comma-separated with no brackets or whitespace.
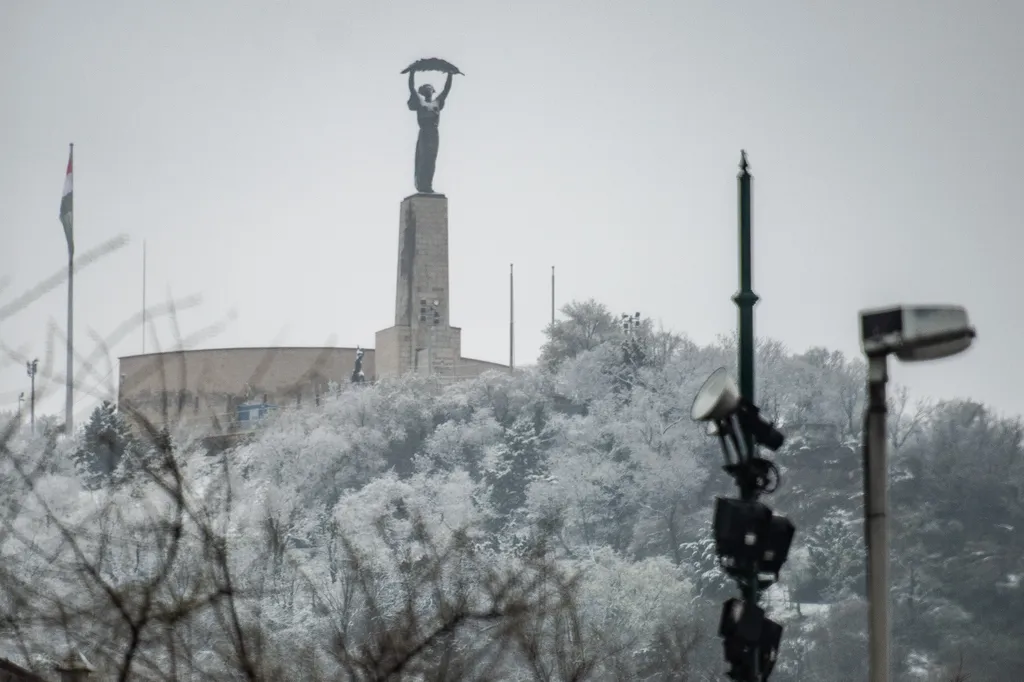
692,368,794,680
26,359,38,434
858,304,976,682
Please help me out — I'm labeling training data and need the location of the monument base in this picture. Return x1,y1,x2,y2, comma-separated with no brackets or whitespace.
375,191,462,380
374,326,412,379
375,325,462,379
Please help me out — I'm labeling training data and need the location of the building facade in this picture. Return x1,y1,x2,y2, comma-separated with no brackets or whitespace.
117,344,506,434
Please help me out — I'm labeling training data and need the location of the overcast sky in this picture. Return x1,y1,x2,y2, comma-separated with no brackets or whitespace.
2,0,1022,423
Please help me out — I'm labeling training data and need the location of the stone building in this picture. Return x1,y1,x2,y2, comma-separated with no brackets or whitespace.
117,192,507,434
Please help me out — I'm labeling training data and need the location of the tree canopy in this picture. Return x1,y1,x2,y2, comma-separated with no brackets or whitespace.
0,299,1016,681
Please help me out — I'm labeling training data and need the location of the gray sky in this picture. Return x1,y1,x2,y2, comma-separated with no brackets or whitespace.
2,0,1023,422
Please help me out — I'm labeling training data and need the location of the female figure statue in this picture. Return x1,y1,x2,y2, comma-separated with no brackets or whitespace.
407,70,454,194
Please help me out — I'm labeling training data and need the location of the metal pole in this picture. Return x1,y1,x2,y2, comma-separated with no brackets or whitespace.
551,265,555,325
865,354,891,682
142,239,147,353
732,149,761,681
27,360,37,435
66,253,74,430
509,263,515,371
733,151,759,443
65,143,75,433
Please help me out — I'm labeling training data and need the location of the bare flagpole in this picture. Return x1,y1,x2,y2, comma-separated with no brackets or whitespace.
142,239,147,353
551,265,555,325
509,263,515,371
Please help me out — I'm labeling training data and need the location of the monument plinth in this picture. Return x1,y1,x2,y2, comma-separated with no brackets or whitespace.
376,193,462,379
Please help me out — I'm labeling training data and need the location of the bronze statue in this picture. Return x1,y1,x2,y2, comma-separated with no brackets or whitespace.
402,58,463,194
351,346,365,384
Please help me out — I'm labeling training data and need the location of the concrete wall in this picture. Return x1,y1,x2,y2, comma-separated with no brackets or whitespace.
457,357,510,379
118,346,507,433
118,346,373,431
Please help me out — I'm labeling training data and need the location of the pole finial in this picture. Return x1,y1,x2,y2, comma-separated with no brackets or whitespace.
739,149,748,173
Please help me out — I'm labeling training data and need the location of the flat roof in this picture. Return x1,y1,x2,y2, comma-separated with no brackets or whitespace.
119,345,369,360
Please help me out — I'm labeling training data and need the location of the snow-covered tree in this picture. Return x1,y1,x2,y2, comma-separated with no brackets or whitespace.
802,508,864,601
73,400,139,487
539,299,621,370
0,297,1013,680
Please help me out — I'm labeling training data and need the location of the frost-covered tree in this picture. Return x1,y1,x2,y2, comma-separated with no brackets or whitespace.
73,400,139,487
2,296,1010,680
802,508,864,601
483,411,544,524
539,299,621,370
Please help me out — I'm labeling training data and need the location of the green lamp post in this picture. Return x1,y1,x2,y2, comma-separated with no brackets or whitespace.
733,151,759,464
733,149,762,681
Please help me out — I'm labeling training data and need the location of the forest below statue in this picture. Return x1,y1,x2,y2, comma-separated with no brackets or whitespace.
1,299,1020,681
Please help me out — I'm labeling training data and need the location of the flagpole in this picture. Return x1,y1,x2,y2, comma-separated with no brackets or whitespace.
65,142,74,432
142,239,147,353
509,263,515,372
551,265,555,326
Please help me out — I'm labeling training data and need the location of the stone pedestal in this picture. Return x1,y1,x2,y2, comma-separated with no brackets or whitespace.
376,193,462,379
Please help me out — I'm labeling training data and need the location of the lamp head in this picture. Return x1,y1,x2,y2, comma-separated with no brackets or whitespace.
860,304,976,361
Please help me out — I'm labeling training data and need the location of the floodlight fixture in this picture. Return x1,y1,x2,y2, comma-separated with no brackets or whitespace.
621,312,642,335
692,368,785,458
860,304,975,362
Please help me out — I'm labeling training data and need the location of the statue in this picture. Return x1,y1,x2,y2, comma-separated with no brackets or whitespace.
351,346,365,384
402,58,463,194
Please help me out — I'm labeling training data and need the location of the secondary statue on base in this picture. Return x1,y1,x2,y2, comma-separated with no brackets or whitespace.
402,57,463,194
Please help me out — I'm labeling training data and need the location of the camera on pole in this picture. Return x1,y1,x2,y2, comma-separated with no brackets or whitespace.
692,368,794,681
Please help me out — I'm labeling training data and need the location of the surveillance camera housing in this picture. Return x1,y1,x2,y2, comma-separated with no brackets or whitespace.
860,304,976,362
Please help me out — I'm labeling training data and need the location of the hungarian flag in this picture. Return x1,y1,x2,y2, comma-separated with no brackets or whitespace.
60,145,73,257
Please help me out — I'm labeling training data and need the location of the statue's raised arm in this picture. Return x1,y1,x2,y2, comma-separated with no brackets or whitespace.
407,71,419,110
436,72,454,109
